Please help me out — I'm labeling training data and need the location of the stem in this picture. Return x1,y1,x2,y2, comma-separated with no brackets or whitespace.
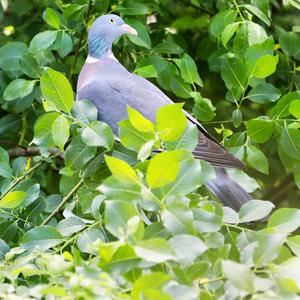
42,178,85,225
68,0,92,80
231,0,245,21
0,160,44,200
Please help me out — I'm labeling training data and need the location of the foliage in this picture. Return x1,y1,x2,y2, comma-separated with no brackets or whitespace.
0,0,300,298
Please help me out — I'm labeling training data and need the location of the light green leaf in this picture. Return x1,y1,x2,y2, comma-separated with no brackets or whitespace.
247,83,281,104
43,8,60,29
280,124,300,159
131,273,170,300
105,155,138,183
147,150,183,189
51,115,70,150
4,79,35,101
275,91,300,118
116,2,148,15
174,54,202,86
222,260,254,292
169,234,207,263
54,31,73,57
19,54,42,78
253,55,278,78
56,217,85,237
21,225,63,251
134,238,176,263
268,208,300,233
239,200,274,222
289,100,300,119
0,42,28,72
29,31,57,52
134,65,158,78
41,67,74,113
246,118,274,143
246,145,269,174
156,104,187,141
71,99,98,125
127,106,154,132
33,112,60,148
64,137,96,170
126,19,151,49
210,9,238,38
81,120,114,149
0,191,27,209
287,236,300,257
244,4,270,26
221,22,240,47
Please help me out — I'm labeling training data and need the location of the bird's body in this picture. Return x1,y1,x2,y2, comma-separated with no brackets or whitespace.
76,14,252,211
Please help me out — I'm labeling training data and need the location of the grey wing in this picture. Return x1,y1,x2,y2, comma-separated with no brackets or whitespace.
77,74,244,169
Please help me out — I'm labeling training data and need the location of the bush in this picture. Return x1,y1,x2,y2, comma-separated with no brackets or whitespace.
0,0,300,298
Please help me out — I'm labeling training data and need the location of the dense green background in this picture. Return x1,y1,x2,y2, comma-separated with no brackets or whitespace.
0,0,300,299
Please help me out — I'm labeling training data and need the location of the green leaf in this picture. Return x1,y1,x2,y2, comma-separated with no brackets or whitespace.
239,200,274,222
165,123,198,152
221,22,240,47
131,273,170,300
119,119,156,152
147,151,184,189
244,4,270,26
105,200,143,240
193,96,216,122
29,31,57,52
169,234,207,263
246,118,274,143
0,42,28,72
275,91,300,117
232,109,242,127
116,2,148,15
19,54,42,78
56,217,85,237
126,19,151,49
222,260,254,292
246,145,269,174
137,140,154,161
221,56,248,91
43,8,61,29
81,120,114,149
193,206,222,233
51,115,69,150
21,225,63,251
268,208,300,233
134,65,158,78
0,191,27,209
156,104,187,141
161,204,196,235
279,32,300,59
174,54,202,86
289,100,300,119
105,155,138,183
54,31,73,57
71,99,98,125
247,83,281,104
287,236,300,257
247,22,268,45
64,137,96,170
41,67,74,113
253,233,286,266
170,76,192,98
253,55,279,78
134,238,176,263
127,106,154,132
3,79,35,101
210,9,238,38
0,163,13,179
33,112,60,148
280,124,300,159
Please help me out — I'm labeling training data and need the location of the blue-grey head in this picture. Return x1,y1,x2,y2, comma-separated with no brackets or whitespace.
88,14,137,59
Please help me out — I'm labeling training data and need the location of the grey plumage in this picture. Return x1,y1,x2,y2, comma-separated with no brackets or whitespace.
76,14,251,211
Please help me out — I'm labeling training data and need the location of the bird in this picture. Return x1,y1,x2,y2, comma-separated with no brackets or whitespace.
76,14,252,211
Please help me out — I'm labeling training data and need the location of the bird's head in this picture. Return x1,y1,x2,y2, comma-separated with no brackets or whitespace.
88,14,137,59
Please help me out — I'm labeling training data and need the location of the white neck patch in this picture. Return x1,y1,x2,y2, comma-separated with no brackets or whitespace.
86,53,117,64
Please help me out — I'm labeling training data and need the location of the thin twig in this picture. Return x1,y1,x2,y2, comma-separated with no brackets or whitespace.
8,147,63,159
42,178,85,225
68,0,93,80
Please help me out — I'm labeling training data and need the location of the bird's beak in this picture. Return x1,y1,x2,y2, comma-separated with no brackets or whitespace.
121,24,138,36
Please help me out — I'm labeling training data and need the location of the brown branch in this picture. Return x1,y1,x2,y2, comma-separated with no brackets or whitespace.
68,0,93,80
8,147,63,159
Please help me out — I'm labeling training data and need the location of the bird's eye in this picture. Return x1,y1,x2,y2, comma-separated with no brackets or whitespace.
109,18,115,24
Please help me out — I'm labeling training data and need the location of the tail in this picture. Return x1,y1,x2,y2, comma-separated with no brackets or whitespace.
206,168,251,211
